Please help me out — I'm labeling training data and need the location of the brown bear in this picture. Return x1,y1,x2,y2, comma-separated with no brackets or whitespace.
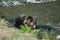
14,14,37,29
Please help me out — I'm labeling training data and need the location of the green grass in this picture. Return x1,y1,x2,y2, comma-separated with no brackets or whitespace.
0,1,60,24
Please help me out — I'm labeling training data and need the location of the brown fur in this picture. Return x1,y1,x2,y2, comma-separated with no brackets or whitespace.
14,14,37,29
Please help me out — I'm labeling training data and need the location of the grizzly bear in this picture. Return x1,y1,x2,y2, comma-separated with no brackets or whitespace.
14,14,37,29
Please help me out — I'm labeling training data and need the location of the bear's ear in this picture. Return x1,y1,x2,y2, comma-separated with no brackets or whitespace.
27,16,33,19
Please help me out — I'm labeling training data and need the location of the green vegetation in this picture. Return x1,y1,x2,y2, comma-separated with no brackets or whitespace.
0,18,56,40
21,24,31,33
20,24,39,37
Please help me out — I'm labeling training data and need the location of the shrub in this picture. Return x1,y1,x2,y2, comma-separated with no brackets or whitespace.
20,24,39,37
21,24,32,33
